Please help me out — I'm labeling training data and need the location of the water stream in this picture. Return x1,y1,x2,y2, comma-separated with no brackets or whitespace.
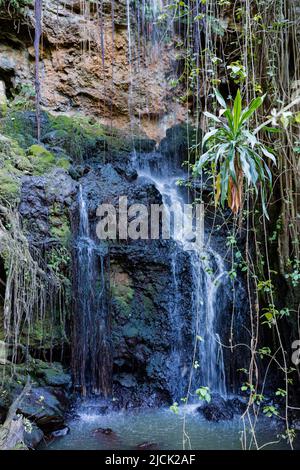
72,186,112,396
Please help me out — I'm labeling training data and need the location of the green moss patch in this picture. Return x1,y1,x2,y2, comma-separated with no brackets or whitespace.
0,170,20,203
26,144,56,174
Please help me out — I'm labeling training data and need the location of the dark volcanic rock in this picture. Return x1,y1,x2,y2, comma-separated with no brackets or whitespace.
93,428,114,436
136,441,158,449
51,427,70,437
24,423,44,449
19,168,77,243
198,394,234,422
17,387,67,433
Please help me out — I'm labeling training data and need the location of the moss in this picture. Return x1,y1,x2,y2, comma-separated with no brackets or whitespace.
47,114,107,162
49,214,71,244
57,157,70,170
27,144,56,175
22,316,67,351
1,109,152,170
142,295,155,316
0,133,33,173
111,284,135,317
0,170,20,204
1,111,37,149
48,203,71,245
0,102,7,118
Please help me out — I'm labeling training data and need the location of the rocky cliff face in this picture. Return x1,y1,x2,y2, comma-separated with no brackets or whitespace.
0,0,186,141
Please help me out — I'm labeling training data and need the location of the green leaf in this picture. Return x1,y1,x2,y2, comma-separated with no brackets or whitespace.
233,89,242,132
213,88,227,108
262,126,283,134
228,147,237,184
240,95,264,125
224,109,234,131
197,149,214,170
239,149,252,184
240,148,259,187
215,143,230,163
202,128,219,147
170,402,179,414
204,111,221,123
220,160,229,206
243,129,257,148
260,146,276,165
263,161,272,186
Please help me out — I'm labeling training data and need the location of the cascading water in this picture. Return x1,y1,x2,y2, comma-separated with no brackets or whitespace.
136,153,227,398
72,186,112,397
191,250,227,397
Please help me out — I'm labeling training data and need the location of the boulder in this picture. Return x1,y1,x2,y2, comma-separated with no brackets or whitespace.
115,373,137,389
51,426,70,438
93,428,114,436
17,387,66,433
33,361,71,389
24,423,44,449
198,393,234,422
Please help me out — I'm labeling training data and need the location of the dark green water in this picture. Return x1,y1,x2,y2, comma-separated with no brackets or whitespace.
40,403,298,450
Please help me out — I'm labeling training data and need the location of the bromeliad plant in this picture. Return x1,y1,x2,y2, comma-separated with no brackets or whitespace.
194,89,276,217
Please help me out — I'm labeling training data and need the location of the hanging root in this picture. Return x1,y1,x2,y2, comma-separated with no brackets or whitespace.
0,205,67,370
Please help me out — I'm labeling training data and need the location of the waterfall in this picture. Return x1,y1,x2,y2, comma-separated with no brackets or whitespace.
136,153,227,398
72,186,112,397
191,251,227,397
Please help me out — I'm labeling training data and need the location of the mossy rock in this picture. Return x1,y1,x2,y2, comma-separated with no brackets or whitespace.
44,114,107,161
111,284,135,317
32,360,71,388
0,169,20,203
0,133,34,203
0,134,33,172
0,102,8,118
21,316,68,352
49,216,71,242
1,111,38,149
27,145,56,174
49,209,71,244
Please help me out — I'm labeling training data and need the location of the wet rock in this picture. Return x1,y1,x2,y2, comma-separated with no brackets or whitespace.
51,426,70,437
93,428,114,436
112,383,171,410
16,387,66,433
115,373,138,389
227,396,247,414
159,124,201,168
24,423,44,449
292,420,300,431
136,441,158,449
198,394,234,422
33,361,71,389
20,168,76,244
